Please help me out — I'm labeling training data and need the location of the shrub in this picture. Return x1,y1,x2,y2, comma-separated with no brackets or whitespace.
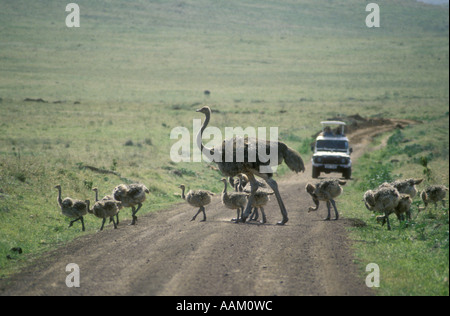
387,129,404,146
358,162,394,191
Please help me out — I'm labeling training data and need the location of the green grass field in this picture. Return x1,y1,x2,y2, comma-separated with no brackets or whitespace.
0,0,448,294
340,114,449,295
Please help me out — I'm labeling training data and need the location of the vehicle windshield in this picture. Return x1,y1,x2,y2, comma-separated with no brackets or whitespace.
316,140,348,152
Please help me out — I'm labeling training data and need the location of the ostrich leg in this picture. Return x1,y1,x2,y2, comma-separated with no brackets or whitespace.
69,217,83,230
265,178,289,225
330,199,339,220
323,191,333,220
249,207,259,221
240,175,258,222
385,211,391,231
232,208,241,222
200,206,206,222
325,201,331,221
260,207,267,224
109,213,120,225
80,216,85,232
191,208,202,221
100,218,106,231
111,216,117,229
131,203,142,225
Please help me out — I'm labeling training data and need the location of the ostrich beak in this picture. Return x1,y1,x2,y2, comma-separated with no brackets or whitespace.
196,108,201,112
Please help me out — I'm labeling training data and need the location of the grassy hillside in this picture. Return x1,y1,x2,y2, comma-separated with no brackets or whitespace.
0,0,448,294
0,0,448,105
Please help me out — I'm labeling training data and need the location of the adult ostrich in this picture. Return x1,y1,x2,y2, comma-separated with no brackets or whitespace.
196,106,305,225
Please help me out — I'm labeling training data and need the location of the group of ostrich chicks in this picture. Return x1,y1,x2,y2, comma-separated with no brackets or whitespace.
179,176,448,231
363,179,448,230
54,106,448,232
55,176,448,232
54,176,273,232
54,183,149,231
179,175,274,224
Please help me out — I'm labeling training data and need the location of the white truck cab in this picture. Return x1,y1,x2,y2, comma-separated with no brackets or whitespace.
311,121,352,179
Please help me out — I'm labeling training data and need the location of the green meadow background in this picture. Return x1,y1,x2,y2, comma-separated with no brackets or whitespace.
0,0,448,294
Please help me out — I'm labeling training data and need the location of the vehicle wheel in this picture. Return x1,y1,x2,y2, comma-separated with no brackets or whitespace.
312,167,320,178
343,168,351,179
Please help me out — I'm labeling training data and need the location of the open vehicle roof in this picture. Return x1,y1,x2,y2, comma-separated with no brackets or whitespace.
321,121,346,126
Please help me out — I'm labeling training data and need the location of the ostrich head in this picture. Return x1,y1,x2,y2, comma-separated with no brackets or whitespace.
363,190,376,209
196,106,211,114
399,194,412,204
305,183,316,195
178,184,186,199
54,184,61,190
305,183,320,213
238,174,248,182
421,190,427,200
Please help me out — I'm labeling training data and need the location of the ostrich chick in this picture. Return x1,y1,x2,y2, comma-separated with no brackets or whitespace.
220,178,247,222
91,188,122,231
93,187,122,225
113,183,149,225
306,180,346,221
421,185,449,211
377,193,412,227
364,185,400,230
379,178,423,199
236,174,249,191
54,185,89,231
179,184,214,222
247,190,274,224
89,198,122,231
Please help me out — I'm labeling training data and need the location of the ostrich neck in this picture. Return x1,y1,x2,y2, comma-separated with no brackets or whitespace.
196,110,214,155
94,190,99,202
57,187,62,206
222,181,228,195
180,187,186,200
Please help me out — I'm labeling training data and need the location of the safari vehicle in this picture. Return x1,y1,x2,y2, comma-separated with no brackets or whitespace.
311,121,352,179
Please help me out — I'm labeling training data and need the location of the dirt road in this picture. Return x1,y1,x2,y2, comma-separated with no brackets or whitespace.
0,118,414,296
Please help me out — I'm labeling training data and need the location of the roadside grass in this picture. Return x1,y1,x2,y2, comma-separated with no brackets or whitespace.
340,114,449,296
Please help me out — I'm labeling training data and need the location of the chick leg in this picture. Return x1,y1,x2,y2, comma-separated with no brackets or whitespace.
324,201,331,220
201,206,207,222
131,203,142,225
330,199,339,220
260,207,267,224
191,208,202,221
